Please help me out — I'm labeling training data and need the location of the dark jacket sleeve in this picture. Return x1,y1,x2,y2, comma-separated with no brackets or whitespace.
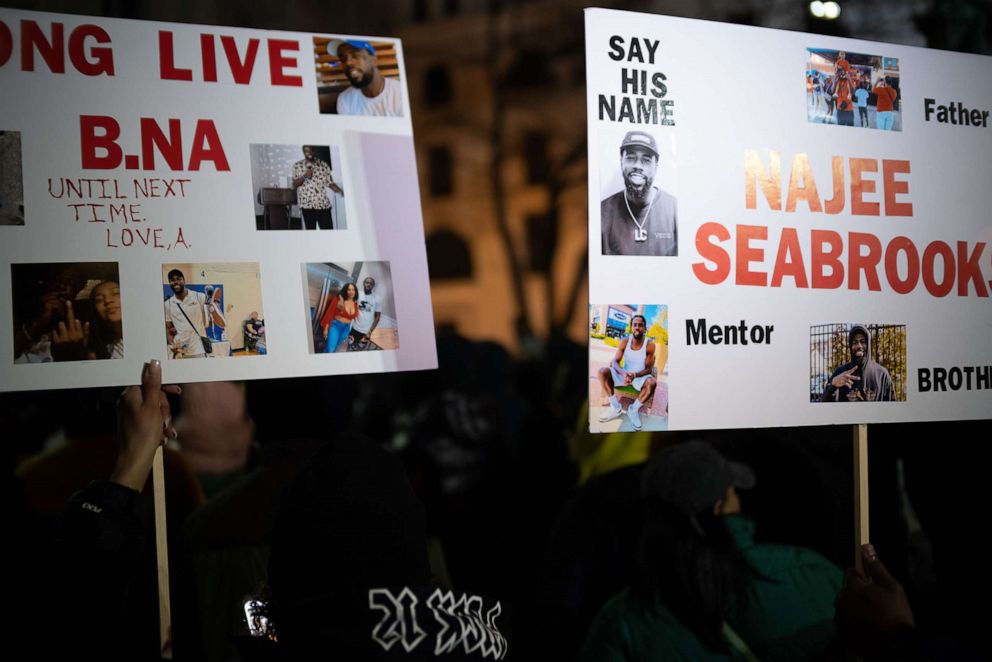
30,480,147,659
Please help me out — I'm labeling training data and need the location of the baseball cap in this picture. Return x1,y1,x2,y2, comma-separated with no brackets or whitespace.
328,38,376,57
641,440,755,516
620,130,659,158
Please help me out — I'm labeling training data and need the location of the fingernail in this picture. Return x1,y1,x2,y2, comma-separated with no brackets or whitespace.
863,543,878,562
170,428,179,440
151,359,161,368
163,416,171,431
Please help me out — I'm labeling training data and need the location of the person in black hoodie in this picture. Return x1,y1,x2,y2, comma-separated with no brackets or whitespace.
820,324,895,402
267,432,509,660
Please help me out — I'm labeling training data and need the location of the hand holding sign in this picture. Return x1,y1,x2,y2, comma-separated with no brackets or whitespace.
110,360,181,491
835,544,916,658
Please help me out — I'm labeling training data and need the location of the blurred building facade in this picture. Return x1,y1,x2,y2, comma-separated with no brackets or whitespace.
402,1,589,348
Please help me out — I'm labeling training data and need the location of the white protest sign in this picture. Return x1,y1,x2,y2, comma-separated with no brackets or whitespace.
0,9,437,391
586,8,992,432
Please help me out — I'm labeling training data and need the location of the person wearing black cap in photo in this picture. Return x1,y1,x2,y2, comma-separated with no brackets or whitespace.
330,39,404,117
578,440,842,661
601,130,678,256
820,324,895,402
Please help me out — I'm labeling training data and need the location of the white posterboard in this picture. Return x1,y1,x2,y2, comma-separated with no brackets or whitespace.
586,8,991,432
0,9,437,391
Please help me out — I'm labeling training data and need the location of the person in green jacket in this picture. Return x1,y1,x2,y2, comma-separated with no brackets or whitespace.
578,440,842,661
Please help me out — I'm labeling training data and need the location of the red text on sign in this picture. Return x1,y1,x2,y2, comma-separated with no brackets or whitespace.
693,222,989,299
158,31,301,86
744,150,913,217
0,19,113,75
80,115,231,171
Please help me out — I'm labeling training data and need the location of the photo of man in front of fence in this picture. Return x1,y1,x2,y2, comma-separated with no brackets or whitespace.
820,324,895,402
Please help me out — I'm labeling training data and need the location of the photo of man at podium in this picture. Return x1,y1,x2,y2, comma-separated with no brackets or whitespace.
249,144,346,231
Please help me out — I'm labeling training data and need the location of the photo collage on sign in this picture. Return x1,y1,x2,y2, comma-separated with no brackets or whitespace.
581,9,983,431
593,82,677,425
5,26,407,372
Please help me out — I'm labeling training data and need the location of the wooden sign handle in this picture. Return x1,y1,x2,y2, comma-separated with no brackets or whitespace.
152,446,173,659
853,423,869,574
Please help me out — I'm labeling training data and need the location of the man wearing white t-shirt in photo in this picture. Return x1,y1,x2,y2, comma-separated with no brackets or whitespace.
349,276,382,349
331,39,404,117
596,314,657,430
164,269,208,359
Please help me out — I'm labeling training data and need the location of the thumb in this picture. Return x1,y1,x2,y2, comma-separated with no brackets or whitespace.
862,544,898,589
140,360,162,407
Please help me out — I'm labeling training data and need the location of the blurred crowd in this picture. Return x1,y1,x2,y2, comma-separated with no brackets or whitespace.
3,329,989,660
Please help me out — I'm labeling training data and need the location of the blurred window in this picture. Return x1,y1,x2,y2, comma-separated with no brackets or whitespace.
427,230,472,279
